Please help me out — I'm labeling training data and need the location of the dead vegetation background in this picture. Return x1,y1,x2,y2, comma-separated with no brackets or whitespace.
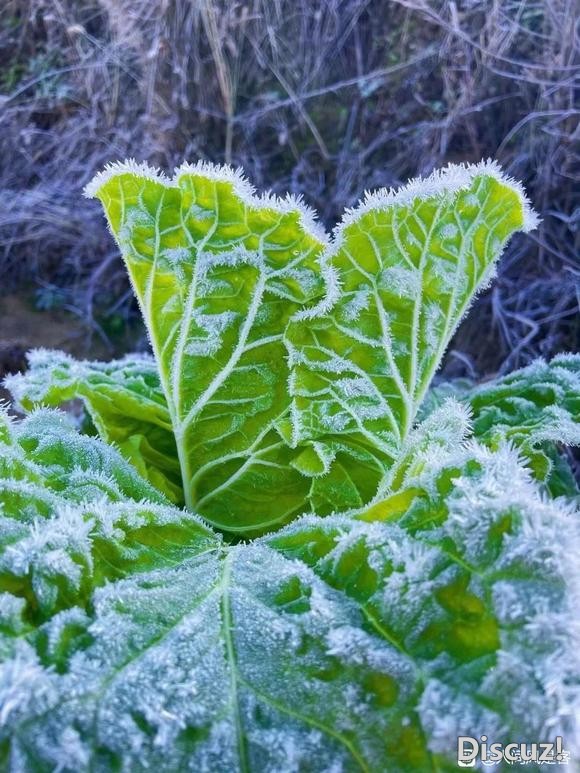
0,0,578,379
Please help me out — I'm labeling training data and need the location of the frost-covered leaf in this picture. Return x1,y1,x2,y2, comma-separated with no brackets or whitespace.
86,161,328,533
286,162,538,511
420,354,580,495
459,353,580,448
5,350,182,503
415,378,473,418
3,157,578,770
0,407,215,620
376,397,473,498
2,415,578,771
83,159,541,526
0,408,170,513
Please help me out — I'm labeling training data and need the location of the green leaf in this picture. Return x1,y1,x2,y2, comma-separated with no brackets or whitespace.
462,353,580,448
5,158,578,770
86,161,328,533
415,378,473,419
5,349,182,503
377,397,473,497
420,354,580,495
0,407,171,513
1,412,577,770
286,162,537,511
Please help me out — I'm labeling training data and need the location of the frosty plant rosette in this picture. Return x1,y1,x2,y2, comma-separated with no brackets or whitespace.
1,158,579,772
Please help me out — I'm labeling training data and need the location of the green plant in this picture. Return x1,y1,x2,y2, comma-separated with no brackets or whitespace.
1,159,579,772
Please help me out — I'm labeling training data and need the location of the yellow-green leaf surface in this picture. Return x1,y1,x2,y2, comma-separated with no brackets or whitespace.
286,162,538,511
86,161,328,532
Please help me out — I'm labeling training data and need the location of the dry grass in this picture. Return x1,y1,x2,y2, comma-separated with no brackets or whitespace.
0,0,578,375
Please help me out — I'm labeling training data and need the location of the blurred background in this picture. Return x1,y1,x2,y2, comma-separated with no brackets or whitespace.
0,0,578,387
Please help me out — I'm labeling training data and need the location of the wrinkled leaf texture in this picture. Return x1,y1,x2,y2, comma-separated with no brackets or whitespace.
2,160,579,772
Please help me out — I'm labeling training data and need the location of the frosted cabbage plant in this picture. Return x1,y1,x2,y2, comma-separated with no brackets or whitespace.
1,159,579,772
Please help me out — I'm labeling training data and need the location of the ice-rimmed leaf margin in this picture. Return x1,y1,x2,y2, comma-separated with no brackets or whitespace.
0,407,216,621
85,160,331,533
1,405,578,771
418,353,580,497
285,161,538,513
5,349,181,503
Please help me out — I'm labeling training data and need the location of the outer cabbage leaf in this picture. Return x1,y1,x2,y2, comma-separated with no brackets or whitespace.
4,349,182,503
0,408,171,515
459,353,580,448
1,407,578,771
286,162,538,512
85,161,329,533
0,408,215,625
419,354,580,496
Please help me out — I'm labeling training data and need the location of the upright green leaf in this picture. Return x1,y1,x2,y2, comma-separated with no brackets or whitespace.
286,162,538,511
86,161,328,532
5,349,182,503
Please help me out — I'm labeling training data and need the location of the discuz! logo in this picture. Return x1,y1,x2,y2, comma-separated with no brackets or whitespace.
457,735,571,767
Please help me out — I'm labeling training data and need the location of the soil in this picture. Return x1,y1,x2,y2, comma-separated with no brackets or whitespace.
0,293,125,407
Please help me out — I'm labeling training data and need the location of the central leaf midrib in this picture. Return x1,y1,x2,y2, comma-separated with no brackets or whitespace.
220,549,250,772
